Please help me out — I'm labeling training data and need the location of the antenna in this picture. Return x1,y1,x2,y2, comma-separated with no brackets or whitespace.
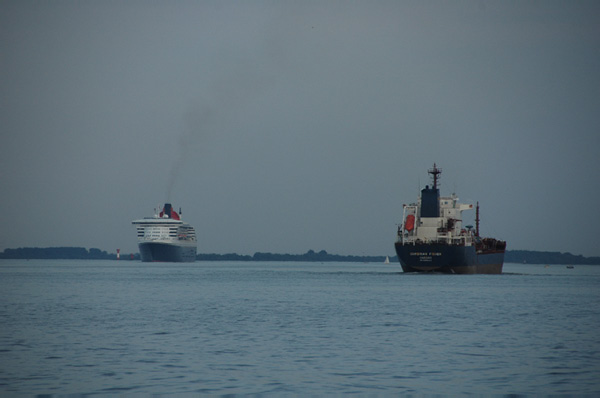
428,163,442,189
475,202,480,237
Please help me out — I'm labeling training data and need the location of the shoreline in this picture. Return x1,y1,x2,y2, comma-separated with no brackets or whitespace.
1,247,599,265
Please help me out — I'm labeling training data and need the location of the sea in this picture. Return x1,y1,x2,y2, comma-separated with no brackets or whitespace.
1,260,599,397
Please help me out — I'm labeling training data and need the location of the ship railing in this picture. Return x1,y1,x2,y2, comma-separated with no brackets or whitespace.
400,236,417,245
450,236,471,246
141,235,171,241
436,232,449,239
401,236,474,247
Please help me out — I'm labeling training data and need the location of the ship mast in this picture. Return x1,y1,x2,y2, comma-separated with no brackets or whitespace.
428,163,442,189
475,201,480,237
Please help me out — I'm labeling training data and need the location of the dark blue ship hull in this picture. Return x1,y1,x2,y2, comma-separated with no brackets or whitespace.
138,242,196,262
394,242,504,274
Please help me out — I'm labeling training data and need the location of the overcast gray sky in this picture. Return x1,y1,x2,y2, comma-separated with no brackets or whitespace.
2,1,599,257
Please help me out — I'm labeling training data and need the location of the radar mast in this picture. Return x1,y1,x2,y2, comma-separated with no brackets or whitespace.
428,163,442,189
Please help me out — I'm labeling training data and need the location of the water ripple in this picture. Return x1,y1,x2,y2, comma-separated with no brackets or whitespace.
1,260,599,396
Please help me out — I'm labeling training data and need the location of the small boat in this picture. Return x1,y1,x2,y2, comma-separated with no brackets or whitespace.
384,256,390,264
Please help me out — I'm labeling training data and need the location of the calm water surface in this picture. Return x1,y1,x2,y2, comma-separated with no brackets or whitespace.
1,260,599,396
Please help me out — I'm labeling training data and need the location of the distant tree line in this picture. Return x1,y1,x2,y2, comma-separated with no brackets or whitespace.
1,247,599,265
0,247,139,260
197,250,389,263
196,250,598,264
505,250,600,265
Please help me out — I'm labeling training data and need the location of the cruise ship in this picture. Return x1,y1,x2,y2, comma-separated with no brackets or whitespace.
395,164,506,274
132,203,197,262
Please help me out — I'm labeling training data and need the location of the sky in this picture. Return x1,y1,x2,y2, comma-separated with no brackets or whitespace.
1,1,599,257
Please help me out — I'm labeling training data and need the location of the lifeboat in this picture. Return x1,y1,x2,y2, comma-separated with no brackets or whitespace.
404,214,415,231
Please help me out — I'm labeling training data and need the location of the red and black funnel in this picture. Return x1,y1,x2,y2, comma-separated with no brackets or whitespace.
159,203,180,220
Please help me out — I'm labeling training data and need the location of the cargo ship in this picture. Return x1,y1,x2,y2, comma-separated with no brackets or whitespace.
395,164,506,274
132,203,197,262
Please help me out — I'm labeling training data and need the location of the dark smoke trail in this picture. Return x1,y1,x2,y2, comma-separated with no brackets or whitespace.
165,105,213,202
164,7,299,201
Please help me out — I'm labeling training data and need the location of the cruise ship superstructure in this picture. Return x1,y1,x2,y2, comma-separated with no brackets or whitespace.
132,203,197,262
